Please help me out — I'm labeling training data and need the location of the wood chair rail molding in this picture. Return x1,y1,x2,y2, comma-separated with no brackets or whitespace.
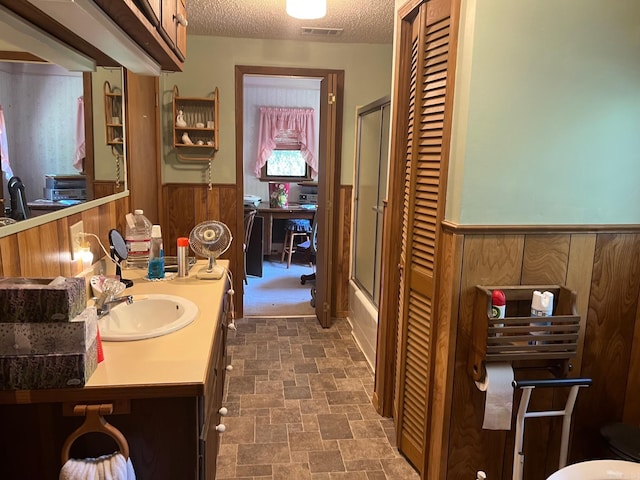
442,220,640,235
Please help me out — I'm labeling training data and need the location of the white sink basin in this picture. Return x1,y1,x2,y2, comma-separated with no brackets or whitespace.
99,294,199,341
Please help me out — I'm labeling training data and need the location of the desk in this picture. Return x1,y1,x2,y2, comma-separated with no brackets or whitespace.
255,202,316,256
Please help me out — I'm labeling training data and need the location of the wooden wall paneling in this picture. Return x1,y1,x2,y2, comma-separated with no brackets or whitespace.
426,229,463,480
520,234,571,285
0,235,21,276
565,233,596,373
624,291,640,423
16,223,59,277
200,185,221,222
546,233,597,470
125,71,160,224
56,216,75,278
572,233,640,461
448,234,524,479
334,185,352,318
165,184,198,256
0,196,128,280
93,182,121,200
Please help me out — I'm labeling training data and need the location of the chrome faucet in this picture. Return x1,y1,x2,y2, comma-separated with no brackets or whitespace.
95,292,133,318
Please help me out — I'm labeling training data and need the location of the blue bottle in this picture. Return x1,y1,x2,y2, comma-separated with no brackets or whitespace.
147,225,165,279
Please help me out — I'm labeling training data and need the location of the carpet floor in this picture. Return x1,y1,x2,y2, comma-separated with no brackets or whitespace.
216,316,419,480
244,258,316,317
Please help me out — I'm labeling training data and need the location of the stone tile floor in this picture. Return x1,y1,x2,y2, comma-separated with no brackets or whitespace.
216,317,420,480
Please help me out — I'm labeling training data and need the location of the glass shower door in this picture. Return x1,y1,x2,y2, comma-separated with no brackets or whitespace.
352,96,390,306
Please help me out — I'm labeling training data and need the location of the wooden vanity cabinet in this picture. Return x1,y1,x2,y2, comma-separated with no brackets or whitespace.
0,293,229,479
200,311,229,479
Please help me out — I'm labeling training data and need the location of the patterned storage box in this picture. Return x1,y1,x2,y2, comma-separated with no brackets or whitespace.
0,307,98,356
0,339,98,390
0,276,86,323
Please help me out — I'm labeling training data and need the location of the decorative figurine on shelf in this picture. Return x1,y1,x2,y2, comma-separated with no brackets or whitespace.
176,110,187,127
181,132,194,145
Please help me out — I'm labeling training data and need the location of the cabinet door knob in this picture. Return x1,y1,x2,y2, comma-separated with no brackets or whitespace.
174,13,188,27
226,365,233,371
215,424,226,433
218,407,228,416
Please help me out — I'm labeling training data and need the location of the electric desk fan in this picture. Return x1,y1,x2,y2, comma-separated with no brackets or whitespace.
188,220,232,279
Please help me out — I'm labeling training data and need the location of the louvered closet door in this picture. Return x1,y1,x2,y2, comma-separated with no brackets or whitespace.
396,0,454,472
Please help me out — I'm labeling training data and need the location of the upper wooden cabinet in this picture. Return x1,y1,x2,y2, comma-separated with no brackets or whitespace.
95,0,187,70
159,0,187,61
0,0,187,72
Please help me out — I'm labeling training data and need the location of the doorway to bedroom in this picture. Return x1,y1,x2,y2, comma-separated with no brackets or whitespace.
235,65,343,325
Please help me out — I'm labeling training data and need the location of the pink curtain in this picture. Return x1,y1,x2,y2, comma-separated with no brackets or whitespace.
0,105,13,180
73,96,85,172
255,107,317,177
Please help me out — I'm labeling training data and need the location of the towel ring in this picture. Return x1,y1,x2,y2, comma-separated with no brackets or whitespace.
61,404,129,464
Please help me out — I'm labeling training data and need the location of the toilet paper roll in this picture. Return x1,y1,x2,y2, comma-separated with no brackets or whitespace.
475,363,514,430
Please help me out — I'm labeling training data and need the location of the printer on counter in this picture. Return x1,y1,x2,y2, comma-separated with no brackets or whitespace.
44,174,87,201
298,182,318,205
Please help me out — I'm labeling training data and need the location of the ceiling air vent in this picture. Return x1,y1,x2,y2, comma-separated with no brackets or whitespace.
301,27,344,36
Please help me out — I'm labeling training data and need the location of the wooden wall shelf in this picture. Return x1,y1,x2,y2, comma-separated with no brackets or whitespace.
469,285,581,382
103,81,123,146
172,85,219,160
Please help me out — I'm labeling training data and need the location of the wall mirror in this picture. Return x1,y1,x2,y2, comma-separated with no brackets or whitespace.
0,34,128,232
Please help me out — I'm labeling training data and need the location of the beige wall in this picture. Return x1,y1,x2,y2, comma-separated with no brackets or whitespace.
160,35,393,186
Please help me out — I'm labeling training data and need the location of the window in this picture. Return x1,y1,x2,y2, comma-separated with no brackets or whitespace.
261,132,311,180
263,149,310,179
256,107,317,181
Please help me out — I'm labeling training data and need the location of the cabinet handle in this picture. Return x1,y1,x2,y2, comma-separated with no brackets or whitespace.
175,13,188,27
215,424,226,433
225,365,233,371
218,407,228,416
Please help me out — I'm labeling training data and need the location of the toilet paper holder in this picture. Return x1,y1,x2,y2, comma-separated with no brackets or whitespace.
469,285,581,382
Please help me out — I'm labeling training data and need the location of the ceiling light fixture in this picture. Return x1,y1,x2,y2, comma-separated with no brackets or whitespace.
286,0,327,20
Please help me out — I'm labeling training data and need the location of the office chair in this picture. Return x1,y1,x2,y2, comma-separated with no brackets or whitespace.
7,176,30,221
300,213,317,286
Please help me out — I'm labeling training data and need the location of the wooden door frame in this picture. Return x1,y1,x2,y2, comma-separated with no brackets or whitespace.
234,65,344,321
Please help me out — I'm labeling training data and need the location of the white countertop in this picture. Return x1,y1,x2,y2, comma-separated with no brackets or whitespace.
86,260,229,390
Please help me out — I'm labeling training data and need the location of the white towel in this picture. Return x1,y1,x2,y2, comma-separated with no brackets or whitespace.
60,452,135,480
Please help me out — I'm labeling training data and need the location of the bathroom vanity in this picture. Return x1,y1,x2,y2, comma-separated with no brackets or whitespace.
0,261,230,479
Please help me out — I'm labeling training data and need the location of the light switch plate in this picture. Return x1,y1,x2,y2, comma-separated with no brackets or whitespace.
69,221,84,261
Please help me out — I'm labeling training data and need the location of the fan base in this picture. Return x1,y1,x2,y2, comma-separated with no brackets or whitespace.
196,265,225,280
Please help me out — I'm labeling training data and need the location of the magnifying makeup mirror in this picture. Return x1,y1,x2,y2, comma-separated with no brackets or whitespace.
108,229,133,288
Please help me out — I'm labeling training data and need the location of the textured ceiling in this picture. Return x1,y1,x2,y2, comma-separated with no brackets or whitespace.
187,0,395,44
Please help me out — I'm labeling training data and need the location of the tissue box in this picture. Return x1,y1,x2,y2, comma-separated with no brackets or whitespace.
0,276,86,323
0,307,98,356
0,339,98,390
